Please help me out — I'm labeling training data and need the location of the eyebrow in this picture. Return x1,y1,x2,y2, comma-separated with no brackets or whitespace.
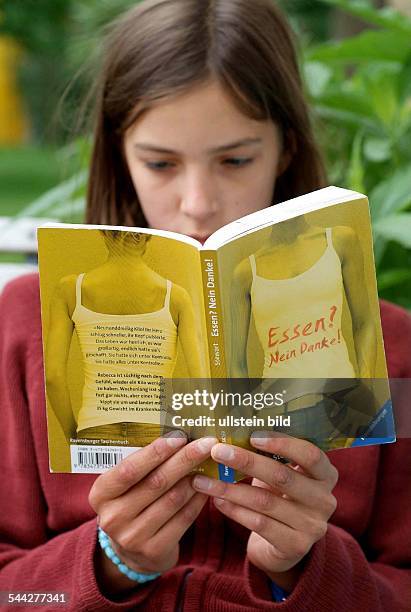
133,138,263,155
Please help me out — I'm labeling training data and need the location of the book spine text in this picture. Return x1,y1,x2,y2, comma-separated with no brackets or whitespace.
200,251,234,482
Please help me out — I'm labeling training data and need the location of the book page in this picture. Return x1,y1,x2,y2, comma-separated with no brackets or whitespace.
212,198,392,478
204,186,364,250
38,227,209,473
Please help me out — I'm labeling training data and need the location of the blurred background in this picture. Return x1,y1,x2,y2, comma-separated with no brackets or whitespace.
0,0,410,309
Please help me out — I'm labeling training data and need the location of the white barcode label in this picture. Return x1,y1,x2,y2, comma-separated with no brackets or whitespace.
70,445,142,473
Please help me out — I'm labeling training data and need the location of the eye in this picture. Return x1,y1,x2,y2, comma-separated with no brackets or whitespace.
145,161,176,171
222,157,253,168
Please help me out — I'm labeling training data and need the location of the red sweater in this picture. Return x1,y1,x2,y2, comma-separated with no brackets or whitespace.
0,273,410,611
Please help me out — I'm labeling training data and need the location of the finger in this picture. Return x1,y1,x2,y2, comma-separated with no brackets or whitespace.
191,476,323,533
119,476,197,543
249,431,338,485
144,492,209,555
98,436,218,525
212,498,317,561
142,436,218,496
210,443,336,509
90,431,188,505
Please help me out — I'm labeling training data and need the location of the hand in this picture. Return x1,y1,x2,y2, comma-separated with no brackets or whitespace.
88,432,218,592
191,431,338,591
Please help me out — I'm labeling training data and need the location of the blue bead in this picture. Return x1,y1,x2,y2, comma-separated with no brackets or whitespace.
128,571,140,580
97,526,161,583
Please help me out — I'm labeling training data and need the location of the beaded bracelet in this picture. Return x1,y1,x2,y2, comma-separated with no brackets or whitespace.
97,527,162,584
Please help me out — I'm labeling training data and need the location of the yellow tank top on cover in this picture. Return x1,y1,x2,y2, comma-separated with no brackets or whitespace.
72,273,178,432
250,228,356,380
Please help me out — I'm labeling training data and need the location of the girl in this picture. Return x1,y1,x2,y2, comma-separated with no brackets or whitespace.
0,1,410,610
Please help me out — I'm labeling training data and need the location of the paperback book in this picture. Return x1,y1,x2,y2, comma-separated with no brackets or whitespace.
37,186,395,480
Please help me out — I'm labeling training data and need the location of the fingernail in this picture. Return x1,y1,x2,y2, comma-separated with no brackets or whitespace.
250,432,270,446
165,430,187,447
196,437,218,453
212,444,235,461
192,475,214,491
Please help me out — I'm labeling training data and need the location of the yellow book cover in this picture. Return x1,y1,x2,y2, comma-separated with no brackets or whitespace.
37,186,394,480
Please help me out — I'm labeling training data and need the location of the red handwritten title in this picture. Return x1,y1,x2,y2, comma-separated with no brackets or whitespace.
266,305,341,367
267,305,338,348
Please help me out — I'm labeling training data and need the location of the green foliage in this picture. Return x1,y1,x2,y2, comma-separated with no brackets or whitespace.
0,147,63,215
305,0,411,309
0,0,140,143
0,0,72,142
277,0,333,42
8,138,90,223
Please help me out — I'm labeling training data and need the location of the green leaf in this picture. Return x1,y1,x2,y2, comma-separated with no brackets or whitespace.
377,268,411,291
397,52,411,104
346,131,365,192
314,86,375,114
15,170,88,219
373,237,386,268
361,65,401,128
363,137,392,162
307,30,411,64
314,104,381,133
303,62,332,97
369,166,411,220
373,214,411,248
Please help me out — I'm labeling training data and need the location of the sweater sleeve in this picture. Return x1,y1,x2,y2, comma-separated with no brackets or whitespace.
0,277,157,611
240,304,411,611
243,442,411,611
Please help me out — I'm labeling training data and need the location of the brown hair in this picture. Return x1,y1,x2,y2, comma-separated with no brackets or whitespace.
100,230,151,253
100,230,151,244
86,0,327,227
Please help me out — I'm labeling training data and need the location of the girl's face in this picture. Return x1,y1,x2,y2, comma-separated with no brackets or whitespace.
123,80,288,242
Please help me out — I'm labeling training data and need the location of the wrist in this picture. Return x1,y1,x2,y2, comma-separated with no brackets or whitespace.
265,559,305,593
98,528,162,584
95,541,140,598
94,527,161,599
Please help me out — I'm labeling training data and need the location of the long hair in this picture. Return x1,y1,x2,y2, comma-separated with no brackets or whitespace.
86,0,327,227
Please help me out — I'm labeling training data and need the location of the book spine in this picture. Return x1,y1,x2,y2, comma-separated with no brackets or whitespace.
200,250,227,378
200,251,235,482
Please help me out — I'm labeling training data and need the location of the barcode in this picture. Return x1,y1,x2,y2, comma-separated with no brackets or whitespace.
78,450,122,467
70,445,142,473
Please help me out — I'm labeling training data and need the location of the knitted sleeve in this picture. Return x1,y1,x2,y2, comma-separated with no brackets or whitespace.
0,276,157,611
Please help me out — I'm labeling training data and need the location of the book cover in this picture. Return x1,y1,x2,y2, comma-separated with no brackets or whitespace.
37,186,395,479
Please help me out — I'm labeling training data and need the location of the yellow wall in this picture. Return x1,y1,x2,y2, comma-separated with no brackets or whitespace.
0,36,29,144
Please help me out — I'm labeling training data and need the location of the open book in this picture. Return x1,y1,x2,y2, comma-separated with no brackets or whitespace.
37,186,395,480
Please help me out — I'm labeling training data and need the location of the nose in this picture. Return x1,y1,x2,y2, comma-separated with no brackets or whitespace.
179,168,219,221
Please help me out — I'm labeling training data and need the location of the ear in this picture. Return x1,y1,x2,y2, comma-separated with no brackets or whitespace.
277,129,296,177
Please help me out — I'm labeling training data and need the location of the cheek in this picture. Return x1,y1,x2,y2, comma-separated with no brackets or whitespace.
127,166,176,226
139,193,174,229
233,165,277,216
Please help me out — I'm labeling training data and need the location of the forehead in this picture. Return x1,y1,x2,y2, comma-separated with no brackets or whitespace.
124,80,277,151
